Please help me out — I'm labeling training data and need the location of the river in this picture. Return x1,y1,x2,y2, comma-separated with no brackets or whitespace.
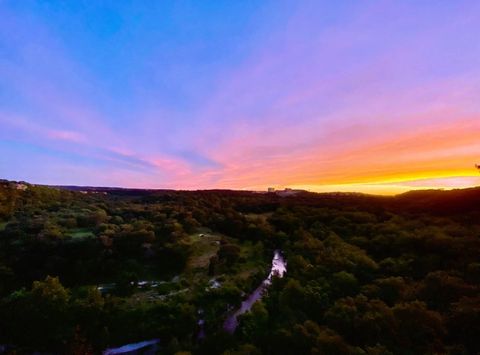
223,250,287,333
103,339,160,354
102,251,287,352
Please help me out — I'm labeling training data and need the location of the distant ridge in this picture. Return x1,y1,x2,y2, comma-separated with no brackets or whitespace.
2,178,480,203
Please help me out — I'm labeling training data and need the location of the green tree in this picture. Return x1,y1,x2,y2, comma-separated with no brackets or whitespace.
332,271,359,298
393,301,445,353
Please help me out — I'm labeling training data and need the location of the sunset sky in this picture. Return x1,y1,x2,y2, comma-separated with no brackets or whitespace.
1,1,480,194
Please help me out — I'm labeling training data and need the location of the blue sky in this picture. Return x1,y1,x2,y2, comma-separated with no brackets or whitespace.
1,1,480,193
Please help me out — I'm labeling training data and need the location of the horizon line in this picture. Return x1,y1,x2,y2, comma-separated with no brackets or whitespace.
4,177,479,197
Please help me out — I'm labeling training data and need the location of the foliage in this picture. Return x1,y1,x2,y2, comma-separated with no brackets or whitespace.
0,180,479,353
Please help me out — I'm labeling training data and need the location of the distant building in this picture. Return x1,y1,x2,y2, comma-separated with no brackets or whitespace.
267,187,275,193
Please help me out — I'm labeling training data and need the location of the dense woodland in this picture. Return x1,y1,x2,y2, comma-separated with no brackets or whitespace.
0,180,479,354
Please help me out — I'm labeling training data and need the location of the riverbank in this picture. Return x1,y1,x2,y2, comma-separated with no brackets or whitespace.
223,250,287,333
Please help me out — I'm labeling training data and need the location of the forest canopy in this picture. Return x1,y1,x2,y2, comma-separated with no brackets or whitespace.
0,180,479,354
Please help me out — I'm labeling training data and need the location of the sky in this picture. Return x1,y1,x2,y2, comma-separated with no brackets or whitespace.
1,1,480,194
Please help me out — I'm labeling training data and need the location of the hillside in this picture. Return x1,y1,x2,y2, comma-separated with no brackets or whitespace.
0,180,479,354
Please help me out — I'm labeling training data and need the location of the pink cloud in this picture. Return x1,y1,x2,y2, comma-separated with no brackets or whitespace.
47,130,86,143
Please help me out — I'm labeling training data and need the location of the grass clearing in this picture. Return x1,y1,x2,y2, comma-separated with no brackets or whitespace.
67,228,95,239
185,232,221,273
182,232,270,295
